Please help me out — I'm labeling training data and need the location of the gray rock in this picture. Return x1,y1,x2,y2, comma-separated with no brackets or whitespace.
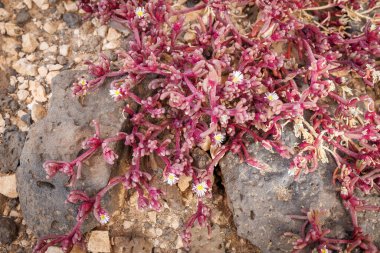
21,113,32,126
63,13,81,28
357,193,380,247
0,129,26,173
16,9,31,26
185,0,201,8
0,217,18,244
17,70,127,236
220,141,351,253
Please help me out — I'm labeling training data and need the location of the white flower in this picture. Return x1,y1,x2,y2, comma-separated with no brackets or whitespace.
220,114,229,125
109,88,122,99
99,212,110,225
192,182,208,197
340,186,348,197
232,71,244,84
135,7,145,18
288,168,296,176
213,132,225,145
265,91,279,102
320,246,329,253
78,79,87,86
166,173,178,186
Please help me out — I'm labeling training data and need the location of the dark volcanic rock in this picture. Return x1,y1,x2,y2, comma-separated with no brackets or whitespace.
0,217,18,244
0,129,26,173
63,13,81,28
15,9,31,26
220,141,352,253
17,70,127,236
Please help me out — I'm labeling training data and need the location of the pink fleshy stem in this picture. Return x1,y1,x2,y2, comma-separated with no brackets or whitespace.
206,145,231,175
322,136,360,159
93,176,124,207
92,120,100,136
328,92,348,105
171,3,207,16
132,27,141,48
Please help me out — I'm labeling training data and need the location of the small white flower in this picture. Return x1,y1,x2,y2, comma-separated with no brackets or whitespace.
166,173,178,186
220,114,229,125
213,132,225,145
99,212,110,225
288,168,296,176
78,79,87,86
109,88,122,99
265,91,279,102
232,71,244,84
192,182,208,197
320,246,329,253
135,7,145,18
340,186,348,197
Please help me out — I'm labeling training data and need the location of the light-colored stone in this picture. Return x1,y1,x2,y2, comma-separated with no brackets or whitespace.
87,231,111,253
64,1,78,12
0,9,10,22
175,236,184,249
106,28,121,41
17,90,29,101
178,175,192,192
22,33,39,53
2,38,20,56
29,81,47,102
155,228,163,237
59,45,70,56
0,174,18,198
46,246,64,253
39,41,49,51
5,23,23,37
43,22,58,34
32,0,49,10
102,41,120,50
18,80,29,90
123,220,133,230
47,45,58,54
26,54,37,62
31,104,47,122
46,71,59,85
37,66,48,77
13,59,37,76
47,64,63,71
24,0,33,8
147,211,157,223
96,25,108,38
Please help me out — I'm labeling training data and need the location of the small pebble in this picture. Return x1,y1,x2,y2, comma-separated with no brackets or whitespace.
0,217,18,244
16,9,31,26
63,13,81,28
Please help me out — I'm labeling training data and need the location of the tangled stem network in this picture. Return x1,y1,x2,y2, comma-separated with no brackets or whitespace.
34,0,380,252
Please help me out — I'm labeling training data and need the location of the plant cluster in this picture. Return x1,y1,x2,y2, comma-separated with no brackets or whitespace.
34,0,380,252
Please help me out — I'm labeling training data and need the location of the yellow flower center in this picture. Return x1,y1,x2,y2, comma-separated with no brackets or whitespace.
232,76,240,83
114,89,121,96
168,174,175,180
196,184,204,191
136,10,144,18
214,134,223,142
268,95,275,101
79,79,87,86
